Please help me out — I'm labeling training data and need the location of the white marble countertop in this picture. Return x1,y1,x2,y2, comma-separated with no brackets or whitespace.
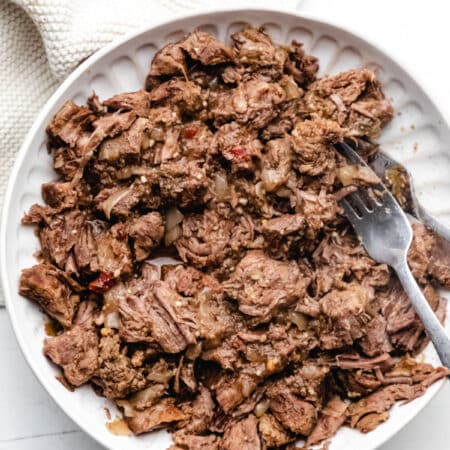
1,1,450,449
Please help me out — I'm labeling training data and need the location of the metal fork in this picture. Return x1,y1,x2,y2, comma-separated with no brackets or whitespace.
336,142,450,368
369,150,450,242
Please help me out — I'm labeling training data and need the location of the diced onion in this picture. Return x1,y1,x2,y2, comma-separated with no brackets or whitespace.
150,127,164,141
102,188,131,219
103,282,125,313
241,379,252,398
106,418,132,436
165,207,184,231
255,181,266,199
336,165,380,186
214,174,229,200
330,93,346,113
129,385,165,409
164,224,182,246
105,311,120,329
275,187,291,198
116,400,135,418
261,169,280,192
289,311,309,331
254,399,271,417
116,166,151,180
186,342,203,360
282,77,301,100
141,134,150,150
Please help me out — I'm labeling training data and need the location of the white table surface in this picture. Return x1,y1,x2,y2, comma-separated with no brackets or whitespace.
1,0,450,449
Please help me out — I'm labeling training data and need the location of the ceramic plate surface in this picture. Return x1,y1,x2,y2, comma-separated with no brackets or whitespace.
2,7,449,450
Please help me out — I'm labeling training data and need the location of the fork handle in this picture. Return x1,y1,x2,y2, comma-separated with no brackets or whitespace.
394,260,450,369
417,204,450,242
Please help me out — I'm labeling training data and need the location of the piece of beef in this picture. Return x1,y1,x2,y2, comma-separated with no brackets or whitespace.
210,78,285,129
19,263,80,328
203,322,313,390
161,266,235,345
103,90,152,117
214,122,263,172
268,390,316,436
224,250,310,322
259,413,293,447
44,301,98,386
335,352,393,371
260,137,292,192
291,117,344,176
232,27,285,72
65,110,137,185
158,158,209,207
222,414,262,450
126,397,188,435
129,212,164,261
428,237,450,288
261,98,302,140
285,40,319,87
304,69,393,138
337,369,382,399
409,223,450,287
73,220,100,275
95,223,132,278
381,280,446,354
183,386,215,433
98,117,149,163
347,384,423,431
261,213,305,236
180,121,214,160
313,230,390,296
295,189,342,241
269,362,330,407
148,43,187,78
181,30,235,65
41,181,78,211
170,431,220,450
93,110,137,139
175,209,253,269
94,332,147,399
47,100,95,147
150,79,203,115
119,280,197,352
163,264,222,298
306,396,348,447
116,359,175,414
359,316,393,357
408,223,435,284
33,210,85,272
261,213,305,257
94,184,143,220
316,282,372,350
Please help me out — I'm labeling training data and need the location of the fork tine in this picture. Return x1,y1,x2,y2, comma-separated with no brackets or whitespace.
341,198,361,220
335,141,362,164
336,141,397,209
348,192,372,213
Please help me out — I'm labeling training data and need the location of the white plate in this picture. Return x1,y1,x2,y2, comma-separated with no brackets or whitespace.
1,7,449,450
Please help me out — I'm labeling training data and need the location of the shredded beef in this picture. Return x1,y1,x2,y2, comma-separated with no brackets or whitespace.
44,301,98,386
224,250,311,322
19,26,449,450
19,263,80,327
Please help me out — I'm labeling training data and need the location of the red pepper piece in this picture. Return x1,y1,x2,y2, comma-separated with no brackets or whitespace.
227,145,247,160
88,272,116,293
184,125,198,139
